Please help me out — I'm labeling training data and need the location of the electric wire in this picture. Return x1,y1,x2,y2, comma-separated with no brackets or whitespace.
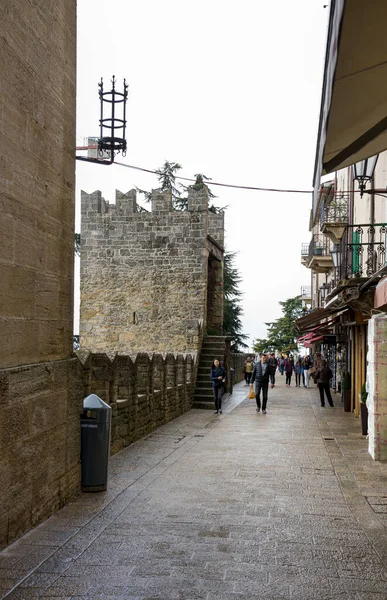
110,160,313,194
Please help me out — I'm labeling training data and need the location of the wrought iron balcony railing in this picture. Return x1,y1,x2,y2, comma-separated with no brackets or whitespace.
301,243,309,256
308,234,331,263
320,194,349,228
337,223,387,280
300,285,311,298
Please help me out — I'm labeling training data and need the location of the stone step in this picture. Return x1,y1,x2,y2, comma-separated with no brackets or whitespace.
193,389,214,399
192,399,215,410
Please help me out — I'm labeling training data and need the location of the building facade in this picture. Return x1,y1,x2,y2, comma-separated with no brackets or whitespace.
298,152,387,458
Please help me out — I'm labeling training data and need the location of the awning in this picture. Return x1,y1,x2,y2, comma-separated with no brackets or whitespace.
296,306,348,333
304,335,324,348
295,308,327,332
313,0,387,218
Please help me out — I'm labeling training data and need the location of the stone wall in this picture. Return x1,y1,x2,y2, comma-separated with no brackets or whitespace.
0,350,196,549
232,353,251,384
0,0,76,368
0,0,78,549
80,351,197,455
80,188,224,354
0,358,83,548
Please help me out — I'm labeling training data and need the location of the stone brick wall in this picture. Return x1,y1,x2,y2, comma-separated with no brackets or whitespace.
80,188,224,354
0,0,78,549
0,350,196,549
232,353,251,384
0,358,83,548
0,0,76,367
79,351,197,455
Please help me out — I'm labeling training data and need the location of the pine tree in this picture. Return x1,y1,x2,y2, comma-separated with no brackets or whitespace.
223,251,248,351
253,295,303,354
137,160,187,210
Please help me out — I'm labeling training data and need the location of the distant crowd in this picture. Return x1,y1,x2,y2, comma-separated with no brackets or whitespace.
210,351,334,416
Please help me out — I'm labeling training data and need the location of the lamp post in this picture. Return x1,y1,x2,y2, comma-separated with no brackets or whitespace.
330,243,342,283
353,155,378,197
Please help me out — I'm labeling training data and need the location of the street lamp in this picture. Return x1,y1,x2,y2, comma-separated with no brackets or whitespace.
330,243,342,269
319,282,329,302
353,155,379,197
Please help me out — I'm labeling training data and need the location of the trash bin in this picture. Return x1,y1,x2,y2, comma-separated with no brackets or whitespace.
81,394,112,492
229,368,235,394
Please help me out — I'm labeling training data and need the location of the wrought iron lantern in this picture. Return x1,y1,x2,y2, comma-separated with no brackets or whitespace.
98,76,128,160
353,154,378,197
76,76,128,165
319,282,329,301
330,243,342,269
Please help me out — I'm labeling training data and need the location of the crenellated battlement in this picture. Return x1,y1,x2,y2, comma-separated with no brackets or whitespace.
81,187,211,217
80,184,224,355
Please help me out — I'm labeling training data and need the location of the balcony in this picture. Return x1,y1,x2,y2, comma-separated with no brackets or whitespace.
300,285,311,300
307,235,333,273
338,223,387,280
301,243,309,266
320,194,349,244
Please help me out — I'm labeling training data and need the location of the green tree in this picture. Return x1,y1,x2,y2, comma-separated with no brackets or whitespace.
253,295,303,354
137,160,188,210
223,251,248,351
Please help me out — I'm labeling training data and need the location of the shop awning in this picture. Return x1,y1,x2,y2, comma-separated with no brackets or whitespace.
304,335,324,348
296,307,348,333
312,0,387,219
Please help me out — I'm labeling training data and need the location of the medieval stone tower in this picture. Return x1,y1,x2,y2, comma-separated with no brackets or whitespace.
80,187,224,354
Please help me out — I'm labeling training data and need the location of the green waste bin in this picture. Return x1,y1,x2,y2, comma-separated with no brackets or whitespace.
81,394,112,492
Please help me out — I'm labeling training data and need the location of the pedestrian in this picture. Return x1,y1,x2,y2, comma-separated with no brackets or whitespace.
303,355,312,388
268,352,278,388
284,356,294,387
279,355,285,376
244,356,254,385
315,360,334,407
294,358,303,387
210,359,226,414
250,353,270,414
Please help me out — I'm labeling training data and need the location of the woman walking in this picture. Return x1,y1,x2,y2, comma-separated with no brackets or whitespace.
244,357,254,384
210,359,226,414
303,355,312,388
284,356,294,387
294,358,303,387
279,355,285,376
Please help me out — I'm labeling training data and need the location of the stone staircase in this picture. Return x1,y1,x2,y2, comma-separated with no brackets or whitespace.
193,336,228,409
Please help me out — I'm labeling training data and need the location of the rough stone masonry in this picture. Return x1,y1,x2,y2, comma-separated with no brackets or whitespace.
80,187,225,354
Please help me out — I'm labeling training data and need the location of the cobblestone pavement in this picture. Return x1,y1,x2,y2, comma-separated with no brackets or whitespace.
1,377,387,600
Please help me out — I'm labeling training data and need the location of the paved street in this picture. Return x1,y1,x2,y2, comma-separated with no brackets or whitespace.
1,377,387,600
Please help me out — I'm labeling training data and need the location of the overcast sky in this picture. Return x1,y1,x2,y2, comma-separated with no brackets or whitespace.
75,0,329,349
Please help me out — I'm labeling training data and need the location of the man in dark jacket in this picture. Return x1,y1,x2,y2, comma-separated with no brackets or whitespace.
268,352,278,388
250,353,271,414
316,360,334,407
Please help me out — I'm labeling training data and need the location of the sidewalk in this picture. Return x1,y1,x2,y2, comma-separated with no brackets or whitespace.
1,377,387,600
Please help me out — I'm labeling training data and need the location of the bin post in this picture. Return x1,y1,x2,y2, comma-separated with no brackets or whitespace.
80,394,112,492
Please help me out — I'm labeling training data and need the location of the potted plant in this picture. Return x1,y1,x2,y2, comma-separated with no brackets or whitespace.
360,382,368,436
342,372,351,412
